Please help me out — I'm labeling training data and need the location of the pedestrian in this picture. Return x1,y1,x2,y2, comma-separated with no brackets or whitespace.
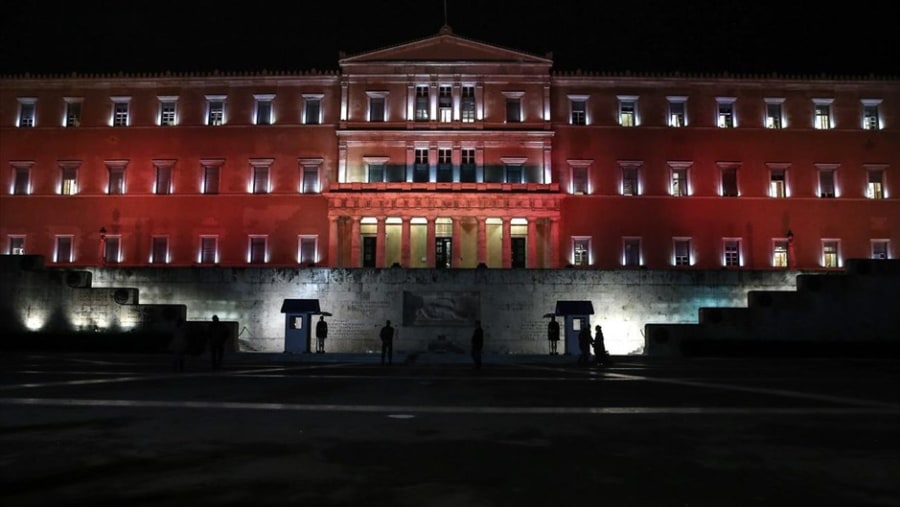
379,319,394,365
593,324,609,366
169,317,188,372
208,315,228,370
577,319,592,366
315,315,328,354
547,315,560,355
471,320,484,369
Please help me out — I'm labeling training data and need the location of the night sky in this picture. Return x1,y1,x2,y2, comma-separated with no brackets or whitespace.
1,0,898,76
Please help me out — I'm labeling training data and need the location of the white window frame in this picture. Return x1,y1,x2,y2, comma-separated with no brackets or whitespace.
254,94,275,125
17,97,36,127
64,97,83,127
861,99,882,130
249,159,273,194
302,94,323,125
666,96,687,127
764,98,785,129
11,162,33,195
815,163,839,198
150,235,169,264
813,98,834,129
367,91,388,122
54,235,74,264
106,160,127,195
206,95,227,126
619,161,642,196
568,159,592,195
723,238,742,267
767,163,790,198
821,239,841,268
111,96,131,127
158,95,178,126
864,164,887,199
59,161,80,196
572,236,591,267
200,159,224,195
772,238,789,268
154,160,176,195
297,235,319,265
622,237,642,267
568,94,588,125
199,236,218,264
716,97,736,128
298,157,323,194
673,237,692,266
718,162,740,197
669,161,691,196
8,235,26,255
248,235,268,264
617,95,638,127
503,91,524,123
870,239,890,260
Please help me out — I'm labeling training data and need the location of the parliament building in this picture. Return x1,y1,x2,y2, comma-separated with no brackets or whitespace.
2,26,898,272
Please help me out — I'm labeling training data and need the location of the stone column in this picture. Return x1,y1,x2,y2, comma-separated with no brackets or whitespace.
550,217,561,268
477,216,486,266
426,217,436,267
401,218,411,267
528,218,538,268
502,219,512,268
350,217,360,268
376,218,385,268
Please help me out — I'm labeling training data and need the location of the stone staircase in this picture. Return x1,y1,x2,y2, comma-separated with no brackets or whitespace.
644,259,900,357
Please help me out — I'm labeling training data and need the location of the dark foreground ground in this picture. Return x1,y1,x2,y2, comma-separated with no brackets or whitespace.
1,351,899,507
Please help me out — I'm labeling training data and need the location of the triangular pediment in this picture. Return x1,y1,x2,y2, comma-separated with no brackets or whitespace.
340,26,552,66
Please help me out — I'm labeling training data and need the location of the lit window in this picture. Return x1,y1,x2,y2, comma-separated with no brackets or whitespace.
768,164,788,198
719,164,739,197
17,98,36,127
303,94,322,125
623,237,641,267
871,239,889,260
724,239,741,267
12,164,32,195
674,238,691,266
822,240,840,268
367,92,386,122
298,236,318,265
415,86,430,121
572,237,591,267
254,94,274,125
299,158,322,193
461,86,476,123
439,86,452,122
618,96,638,126
201,160,222,195
65,98,82,127
199,236,218,264
437,148,452,183
504,92,523,123
620,163,640,196
111,97,130,127
60,164,78,195
249,236,267,264
866,166,885,199
670,162,691,196
460,149,476,182
765,98,784,128
717,97,736,128
206,95,226,126
150,236,168,264
813,99,833,129
862,99,881,130
154,162,174,195
665,96,686,127
569,95,587,125
54,236,73,263
413,148,429,183
107,162,126,195
773,239,789,268
8,236,25,255
158,96,177,126
817,164,837,198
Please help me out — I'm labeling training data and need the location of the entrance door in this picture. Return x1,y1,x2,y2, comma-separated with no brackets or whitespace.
511,237,526,268
435,237,452,268
362,236,377,267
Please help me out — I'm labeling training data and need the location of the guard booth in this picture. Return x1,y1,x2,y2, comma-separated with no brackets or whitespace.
280,299,321,353
554,300,595,355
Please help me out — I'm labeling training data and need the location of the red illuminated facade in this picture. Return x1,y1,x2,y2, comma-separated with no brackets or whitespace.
2,27,898,270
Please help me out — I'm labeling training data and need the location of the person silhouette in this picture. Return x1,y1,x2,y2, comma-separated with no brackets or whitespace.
547,315,560,355
208,315,228,370
471,320,484,369
315,315,328,354
593,324,610,366
379,320,394,365
577,319,592,366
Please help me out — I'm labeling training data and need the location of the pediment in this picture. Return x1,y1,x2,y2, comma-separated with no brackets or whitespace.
340,26,552,66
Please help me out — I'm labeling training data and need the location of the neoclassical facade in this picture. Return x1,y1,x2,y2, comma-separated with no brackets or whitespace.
2,26,898,271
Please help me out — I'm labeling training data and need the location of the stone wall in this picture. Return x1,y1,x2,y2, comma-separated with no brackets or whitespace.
1,255,800,355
